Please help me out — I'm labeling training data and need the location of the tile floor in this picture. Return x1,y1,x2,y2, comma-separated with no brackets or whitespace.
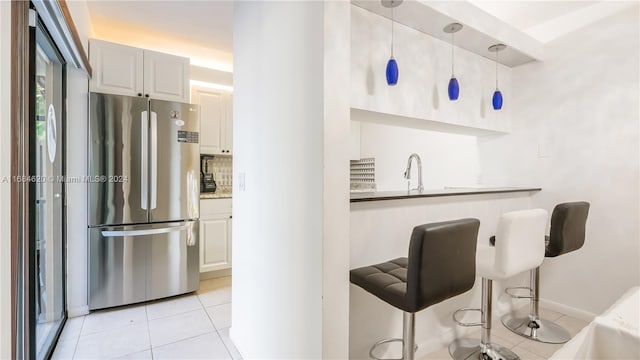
422,307,590,360
51,276,240,360
52,278,589,360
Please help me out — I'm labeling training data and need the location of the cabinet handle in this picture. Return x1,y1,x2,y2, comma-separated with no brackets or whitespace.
145,94,149,98
137,93,142,97
229,215,232,219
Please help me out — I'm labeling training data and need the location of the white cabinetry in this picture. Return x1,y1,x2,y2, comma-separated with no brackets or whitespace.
89,39,190,103
191,86,233,155
200,199,232,272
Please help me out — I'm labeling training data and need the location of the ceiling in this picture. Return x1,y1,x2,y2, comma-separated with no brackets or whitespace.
85,0,626,71
86,0,234,71
470,1,599,32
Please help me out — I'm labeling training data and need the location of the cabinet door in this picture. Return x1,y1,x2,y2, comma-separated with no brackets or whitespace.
144,50,190,102
192,87,224,155
223,94,233,154
199,215,231,272
89,39,143,97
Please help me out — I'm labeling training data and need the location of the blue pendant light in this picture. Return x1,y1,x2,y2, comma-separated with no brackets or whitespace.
382,0,403,86
488,44,506,110
443,23,463,101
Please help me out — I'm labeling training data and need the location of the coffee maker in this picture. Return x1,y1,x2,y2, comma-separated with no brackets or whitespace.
200,155,217,193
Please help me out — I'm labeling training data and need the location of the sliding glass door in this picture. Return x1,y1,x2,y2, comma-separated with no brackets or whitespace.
30,16,66,360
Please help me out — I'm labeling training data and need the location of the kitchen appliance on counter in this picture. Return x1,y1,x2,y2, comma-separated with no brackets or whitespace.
88,92,200,310
201,155,217,193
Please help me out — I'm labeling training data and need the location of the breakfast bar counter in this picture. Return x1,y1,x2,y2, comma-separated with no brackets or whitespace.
350,187,541,202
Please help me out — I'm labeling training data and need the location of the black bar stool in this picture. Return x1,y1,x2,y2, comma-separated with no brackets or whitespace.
501,201,590,344
350,218,480,360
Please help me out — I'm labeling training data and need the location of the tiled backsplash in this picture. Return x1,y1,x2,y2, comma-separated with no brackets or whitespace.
350,157,376,192
203,155,233,193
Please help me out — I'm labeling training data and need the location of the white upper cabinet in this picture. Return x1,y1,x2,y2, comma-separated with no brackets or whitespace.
89,40,143,97
89,39,190,103
192,86,233,155
143,49,190,102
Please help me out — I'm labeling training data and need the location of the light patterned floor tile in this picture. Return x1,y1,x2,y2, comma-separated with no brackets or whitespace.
75,322,150,359
146,294,203,320
111,349,153,359
511,345,546,360
553,315,589,337
218,327,243,360
152,332,231,359
206,303,232,330
59,316,85,342
81,305,147,336
50,338,77,360
516,337,564,359
198,277,232,293
148,308,215,347
198,287,232,308
420,346,451,360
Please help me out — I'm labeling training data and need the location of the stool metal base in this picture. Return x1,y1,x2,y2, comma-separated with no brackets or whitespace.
448,338,520,360
369,338,418,360
501,314,571,344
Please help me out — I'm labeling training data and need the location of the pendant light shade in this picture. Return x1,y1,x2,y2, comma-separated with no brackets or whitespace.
488,43,506,110
386,58,399,85
448,77,459,100
382,0,403,86
492,90,503,110
443,23,463,101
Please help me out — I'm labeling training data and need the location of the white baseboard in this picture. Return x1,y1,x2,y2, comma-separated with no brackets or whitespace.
539,298,596,322
68,305,89,318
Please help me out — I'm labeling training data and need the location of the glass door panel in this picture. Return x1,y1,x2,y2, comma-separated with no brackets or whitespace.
32,20,65,360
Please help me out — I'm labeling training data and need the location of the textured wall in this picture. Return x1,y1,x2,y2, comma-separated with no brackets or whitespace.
479,5,640,315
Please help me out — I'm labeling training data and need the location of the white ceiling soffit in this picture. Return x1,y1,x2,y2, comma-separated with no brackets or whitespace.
351,0,545,67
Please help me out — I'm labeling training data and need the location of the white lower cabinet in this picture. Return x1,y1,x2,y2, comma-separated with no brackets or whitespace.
200,199,232,272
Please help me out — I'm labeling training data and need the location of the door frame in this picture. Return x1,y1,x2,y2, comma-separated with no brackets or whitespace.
29,14,69,360
11,2,79,358
11,1,32,358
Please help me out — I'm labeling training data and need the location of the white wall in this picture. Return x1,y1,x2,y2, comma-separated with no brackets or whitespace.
0,1,12,357
64,0,93,318
322,2,351,358
359,122,480,191
479,5,640,315
232,1,324,358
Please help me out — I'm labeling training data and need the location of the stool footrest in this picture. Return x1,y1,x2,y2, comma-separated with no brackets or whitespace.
369,338,418,360
452,308,483,327
505,286,533,299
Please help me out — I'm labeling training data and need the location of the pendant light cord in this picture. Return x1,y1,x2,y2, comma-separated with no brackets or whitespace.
390,6,394,57
451,32,454,76
495,51,499,89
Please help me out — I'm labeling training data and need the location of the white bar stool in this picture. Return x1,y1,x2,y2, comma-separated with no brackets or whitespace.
449,209,548,360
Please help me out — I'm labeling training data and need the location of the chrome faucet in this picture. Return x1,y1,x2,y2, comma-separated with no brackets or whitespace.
404,153,424,193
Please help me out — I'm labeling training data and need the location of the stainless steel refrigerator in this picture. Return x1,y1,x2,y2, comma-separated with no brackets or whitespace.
88,92,200,310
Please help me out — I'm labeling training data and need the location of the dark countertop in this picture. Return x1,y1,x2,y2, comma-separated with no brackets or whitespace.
350,187,541,203
200,193,232,199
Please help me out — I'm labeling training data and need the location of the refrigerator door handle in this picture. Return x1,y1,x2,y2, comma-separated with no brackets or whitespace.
141,111,148,210
101,223,190,237
150,111,158,210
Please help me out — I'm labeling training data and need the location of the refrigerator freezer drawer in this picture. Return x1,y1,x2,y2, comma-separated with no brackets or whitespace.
89,221,199,310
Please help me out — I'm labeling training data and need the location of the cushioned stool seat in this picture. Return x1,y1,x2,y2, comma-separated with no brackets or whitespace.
501,202,590,344
351,258,409,312
351,218,480,360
